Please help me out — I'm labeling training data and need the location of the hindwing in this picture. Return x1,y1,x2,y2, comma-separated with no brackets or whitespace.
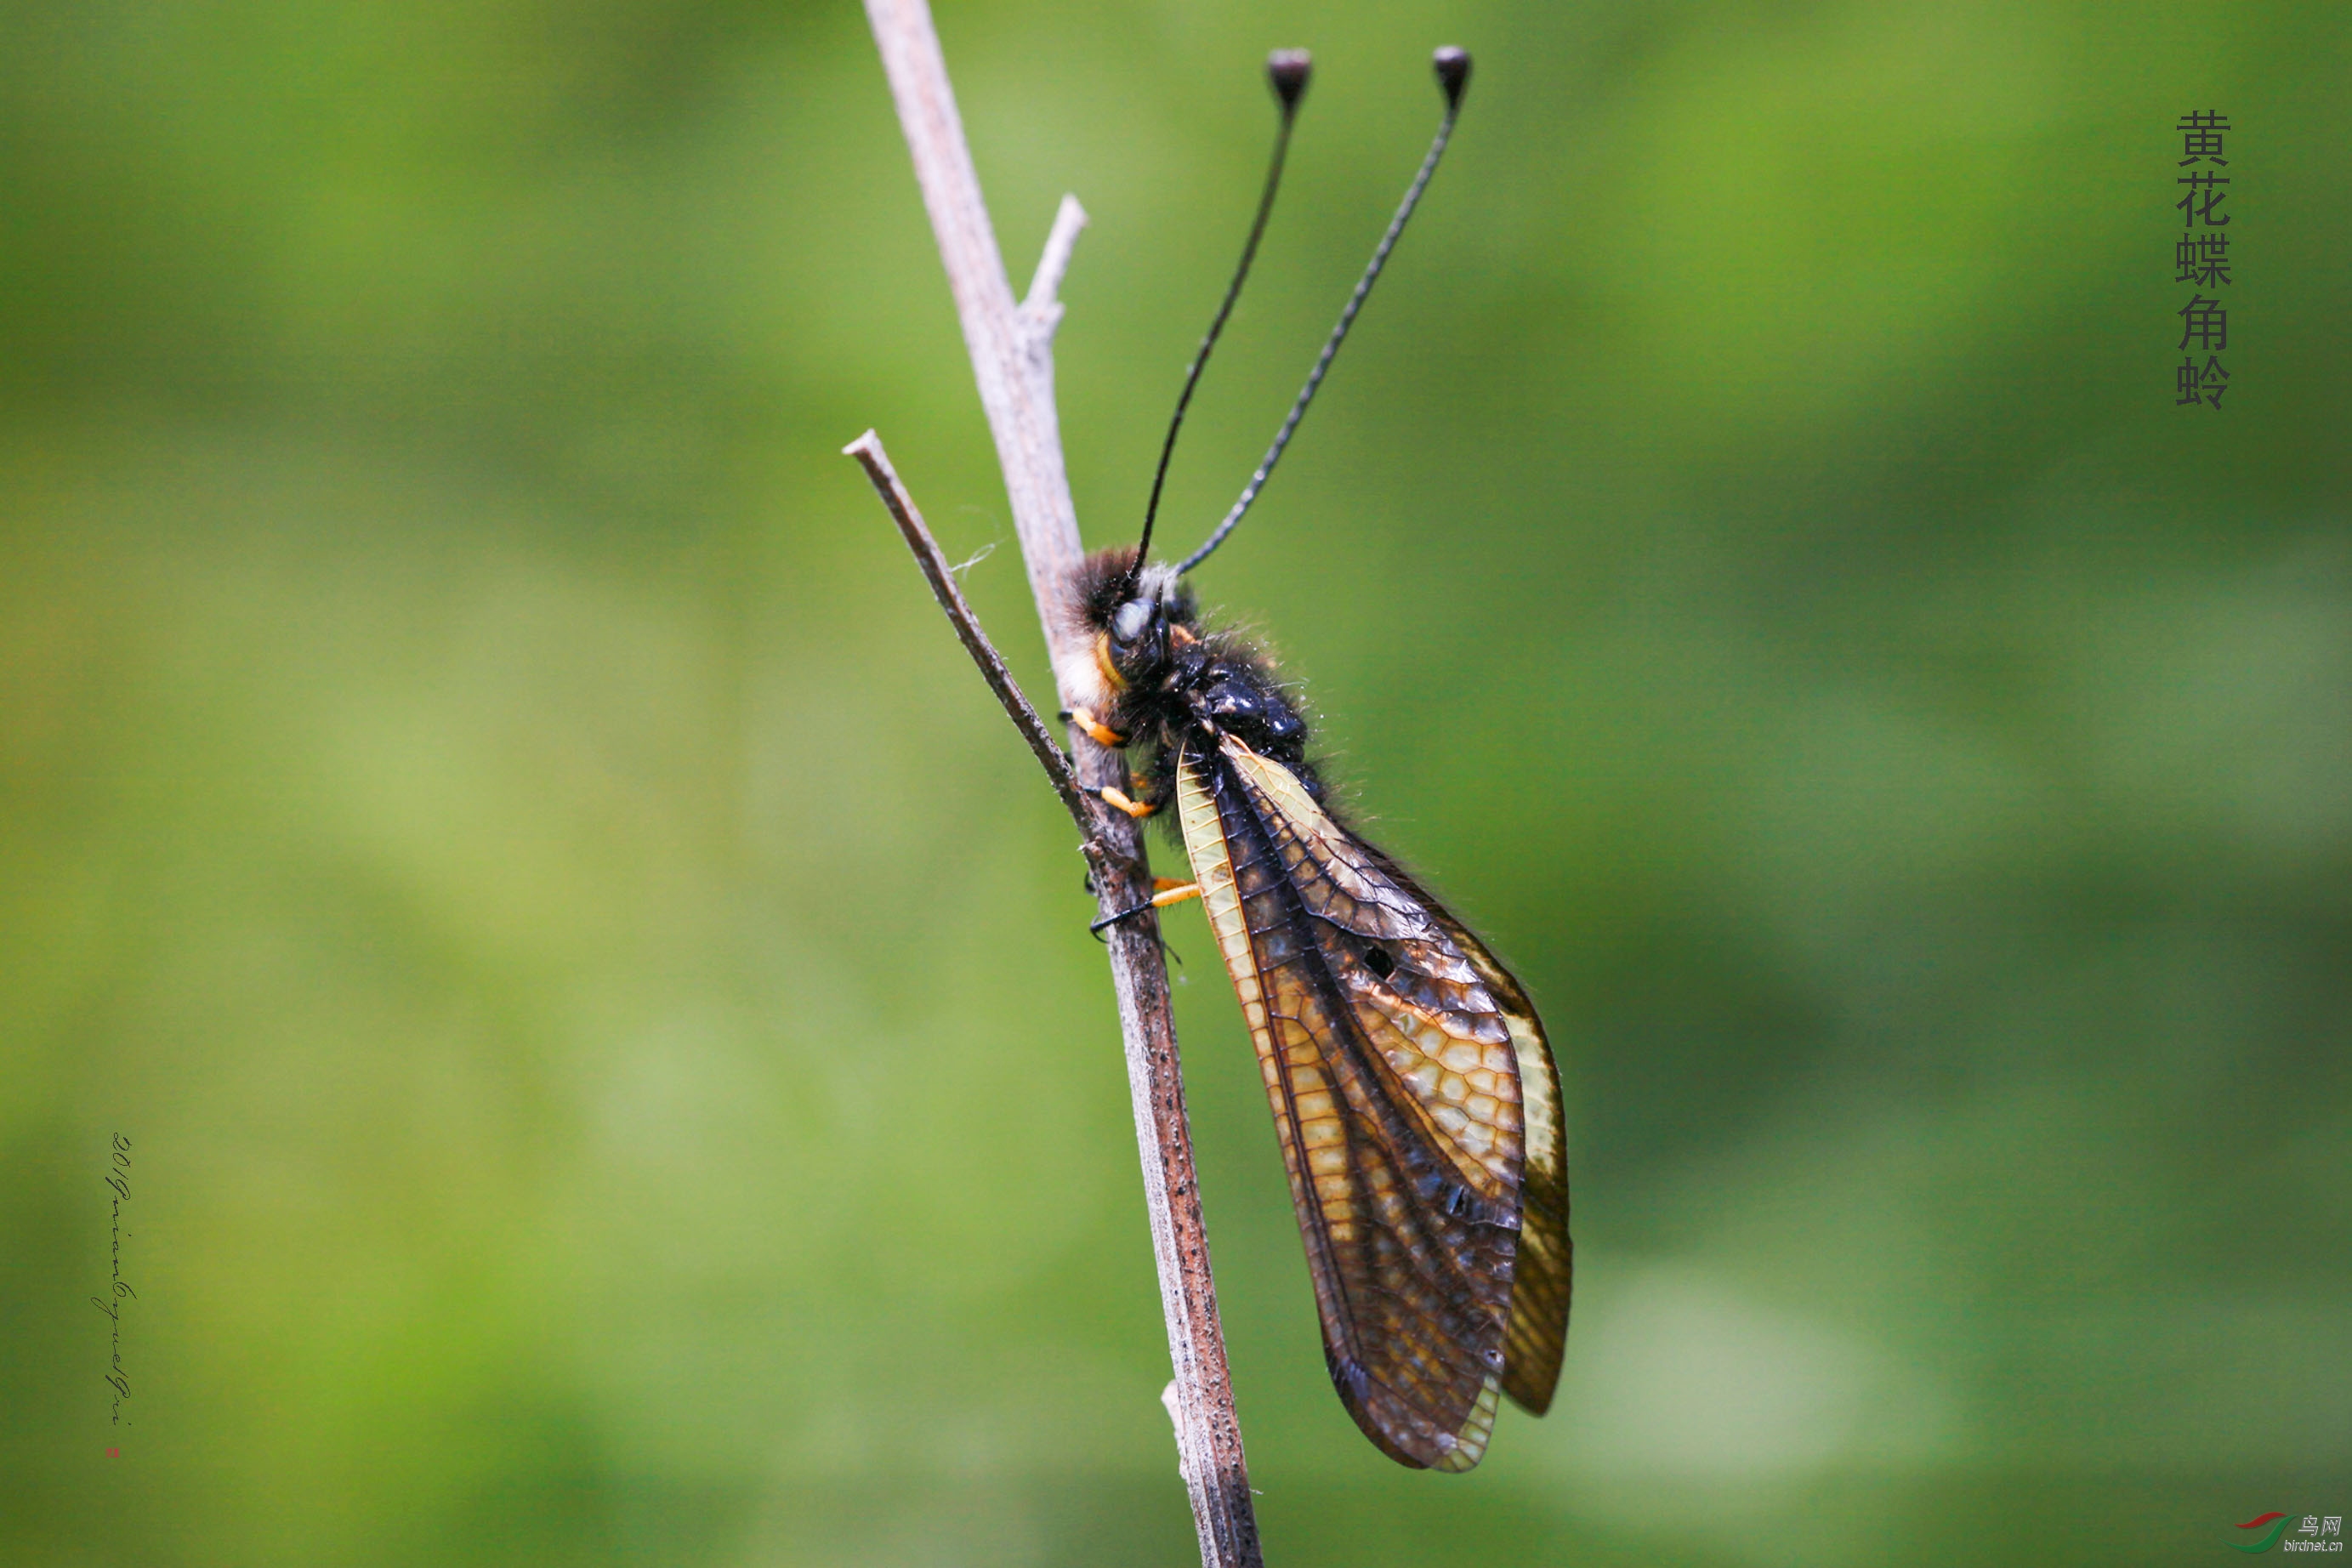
1173,731,1565,1469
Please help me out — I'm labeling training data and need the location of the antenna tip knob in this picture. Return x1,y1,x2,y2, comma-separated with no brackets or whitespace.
1266,48,1312,110
1432,46,1471,110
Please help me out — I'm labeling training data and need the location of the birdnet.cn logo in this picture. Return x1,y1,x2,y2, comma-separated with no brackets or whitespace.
2234,1514,2343,1554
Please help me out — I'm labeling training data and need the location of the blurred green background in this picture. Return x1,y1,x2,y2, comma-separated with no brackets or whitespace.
6,0,2347,1563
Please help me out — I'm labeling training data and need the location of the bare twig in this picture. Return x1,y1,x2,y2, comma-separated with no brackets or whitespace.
843,430,1101,854
856,3,1263,1566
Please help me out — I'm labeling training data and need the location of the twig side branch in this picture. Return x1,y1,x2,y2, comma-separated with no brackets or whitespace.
857,4,1264,1566
843,430,1099,849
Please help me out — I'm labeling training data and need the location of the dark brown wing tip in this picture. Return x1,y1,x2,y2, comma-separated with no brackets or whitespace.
1327,1350,1503,1472
1327,1352,1431,1469
1504,1364,1558,1416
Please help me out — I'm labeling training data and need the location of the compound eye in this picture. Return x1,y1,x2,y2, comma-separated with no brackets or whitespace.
1111,599,1153,645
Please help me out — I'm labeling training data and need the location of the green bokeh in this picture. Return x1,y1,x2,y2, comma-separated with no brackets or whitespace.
6,2,2346,1563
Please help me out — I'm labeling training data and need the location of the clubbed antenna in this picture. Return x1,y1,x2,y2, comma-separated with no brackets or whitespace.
1131,49,1314,582
1177,47,1472,577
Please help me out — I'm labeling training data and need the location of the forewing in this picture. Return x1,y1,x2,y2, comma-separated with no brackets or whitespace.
1381,858,1571,1415
1176,734,1529,1470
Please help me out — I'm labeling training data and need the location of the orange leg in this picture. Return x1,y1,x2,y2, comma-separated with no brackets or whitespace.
1099,787,1158,821
1089,878,1201,934
1064,706,1128,748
